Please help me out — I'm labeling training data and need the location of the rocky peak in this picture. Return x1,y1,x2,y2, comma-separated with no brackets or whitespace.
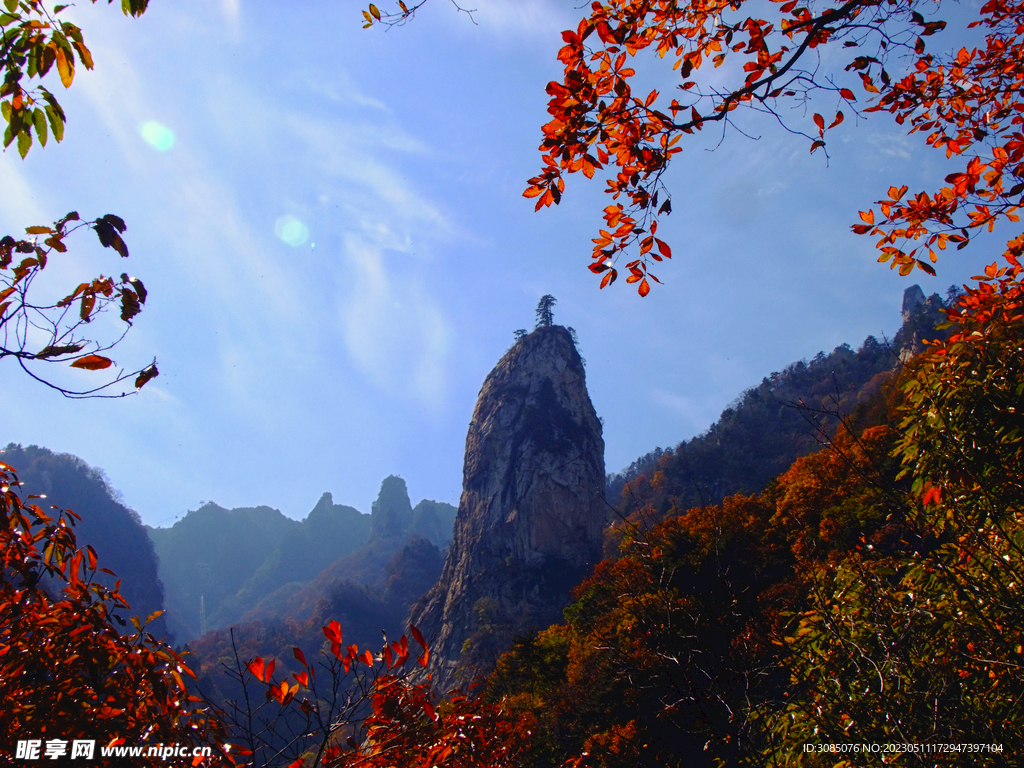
901,284,926,323
410,324,605,691
371,475,413,540
896,285,948,360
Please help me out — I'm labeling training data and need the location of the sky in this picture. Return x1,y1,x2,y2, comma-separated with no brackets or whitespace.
0,0,994,528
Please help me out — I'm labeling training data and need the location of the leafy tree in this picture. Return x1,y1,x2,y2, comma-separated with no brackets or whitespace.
535,294,557,328
769,279,1024,764
0,461,232,765
1,0,156,396
368,0,1024,298
216,623,531,768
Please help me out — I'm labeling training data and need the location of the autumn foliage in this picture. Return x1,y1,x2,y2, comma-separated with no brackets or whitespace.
0,462,231,766
411,0,1004,296
1,1,156,396
216,621,531,768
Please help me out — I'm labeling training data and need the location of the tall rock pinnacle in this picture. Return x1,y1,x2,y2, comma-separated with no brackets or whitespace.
410,324,605,692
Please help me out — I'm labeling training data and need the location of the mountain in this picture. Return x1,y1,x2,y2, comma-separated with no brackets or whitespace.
150,477,457,643
244,476,455,625
605,285,954,522
0,443,169,639
147,501,301,642
410,323,606,692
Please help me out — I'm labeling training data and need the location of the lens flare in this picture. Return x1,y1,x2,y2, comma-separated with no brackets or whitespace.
274,215,309,247
139,121,175,151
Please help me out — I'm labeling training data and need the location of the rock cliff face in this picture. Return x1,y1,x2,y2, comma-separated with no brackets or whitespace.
410,325,605,691
896,285,948,360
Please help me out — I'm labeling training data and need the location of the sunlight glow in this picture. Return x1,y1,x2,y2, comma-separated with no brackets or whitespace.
274,215,309,247
139,121,175,151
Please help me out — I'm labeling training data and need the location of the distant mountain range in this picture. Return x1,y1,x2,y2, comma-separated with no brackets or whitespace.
147,475,456,643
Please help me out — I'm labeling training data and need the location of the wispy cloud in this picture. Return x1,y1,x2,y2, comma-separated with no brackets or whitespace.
222,0,240,38
437,0,574,40
340,234,452,408
650,388,719,433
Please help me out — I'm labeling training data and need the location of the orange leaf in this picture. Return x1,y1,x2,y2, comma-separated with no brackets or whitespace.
55,47,73,88
70,354,113,370
813,113,825,134
638,278,650,296
859,209,875,225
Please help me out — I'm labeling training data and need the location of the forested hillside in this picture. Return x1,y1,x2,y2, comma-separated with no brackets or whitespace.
1,443,168,638
606,288,949,520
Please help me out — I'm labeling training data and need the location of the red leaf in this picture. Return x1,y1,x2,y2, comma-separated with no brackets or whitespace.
410,624,427,650
293,647,307,667
323,620,342,644
70,354,113,370
247,657,265,681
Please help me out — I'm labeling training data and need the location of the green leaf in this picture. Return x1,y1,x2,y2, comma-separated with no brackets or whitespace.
17,128,30,158
121,0,149,17
3,0,17,13
44,104,63,142
32,107,46,147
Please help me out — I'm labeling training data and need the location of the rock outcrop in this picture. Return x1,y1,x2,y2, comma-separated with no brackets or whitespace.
370,476,415,541
410,325,605,692
896,285,948,360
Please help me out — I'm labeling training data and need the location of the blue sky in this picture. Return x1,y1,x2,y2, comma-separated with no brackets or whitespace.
0,0,989,527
